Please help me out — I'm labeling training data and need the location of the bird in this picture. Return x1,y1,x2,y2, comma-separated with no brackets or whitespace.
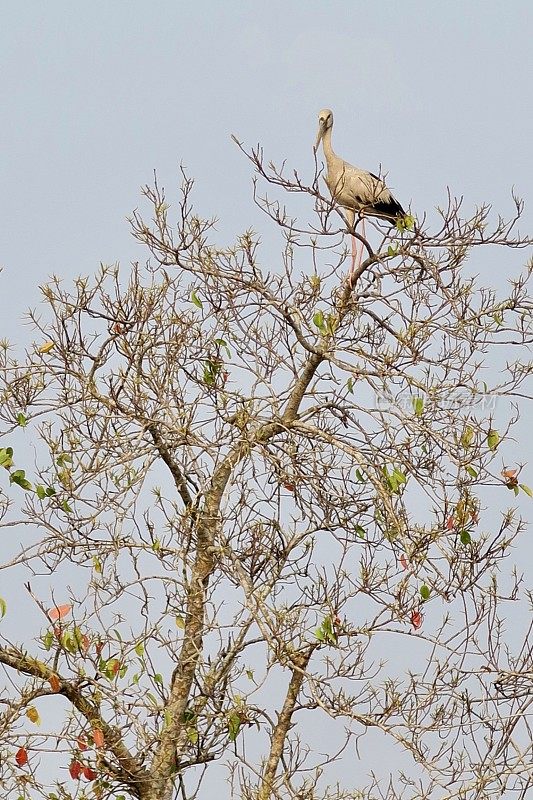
314,108,406,270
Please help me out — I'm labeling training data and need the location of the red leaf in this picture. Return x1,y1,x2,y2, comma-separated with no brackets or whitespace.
446,516,455,531
411,610,423,630
48,604,72,622
82,765,97,781
69,760,82,780
76,735,88,752
80,633,90,652
49,673,61,692
95,640,104,657
282,482,295,492
92,728,105,749
400,554,408,571
15,746,28,767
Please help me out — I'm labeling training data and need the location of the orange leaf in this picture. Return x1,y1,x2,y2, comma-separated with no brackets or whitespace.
400,554,408,571
502,468,517,479
410,610,423,630
82,765,97,781
48,604,72,622
92,728,104,749
446,516,455,531
49,674,61,692
15,746,28,767
69,759,82,780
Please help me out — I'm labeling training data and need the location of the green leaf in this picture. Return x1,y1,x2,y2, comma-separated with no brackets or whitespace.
146,692,158,706
10,469,32,490
135,642,144,658
246,669,254,681
187,727,199,744
0,448,13,469
42,631,54,650
460,530,472,545
315,615,336,645
61,499,73,514
153,673,163,684
190,289,203,309
181,709,196,724
203,359,221,386
519,484,533,498
56,453,72,468
312,310,326,333
228,711,241,742
387,245,397,256
16,412,27,427
346,377,354,394
36,484,46,500
175,615,185,629
214,338,231,358
412,397,424,417
326,313,339,335
45,486,56,496
460,425,474,448
354,525,366,539
92,556,102,574
355,469,365,483
487,429,499,451
0,597,6,618
465,465,478,478
420,584,431,601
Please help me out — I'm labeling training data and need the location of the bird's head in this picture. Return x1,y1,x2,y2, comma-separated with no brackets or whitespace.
314,108,333,153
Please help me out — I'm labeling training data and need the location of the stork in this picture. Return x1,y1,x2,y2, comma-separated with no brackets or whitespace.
314,108,406,271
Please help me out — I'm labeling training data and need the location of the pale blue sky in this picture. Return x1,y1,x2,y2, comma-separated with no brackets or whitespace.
1,0,532,324
0,3,532,796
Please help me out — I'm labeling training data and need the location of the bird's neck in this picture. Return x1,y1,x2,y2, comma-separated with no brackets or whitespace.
321,126,336,163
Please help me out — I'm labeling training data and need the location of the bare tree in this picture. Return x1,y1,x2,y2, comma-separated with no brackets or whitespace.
0,145,532,800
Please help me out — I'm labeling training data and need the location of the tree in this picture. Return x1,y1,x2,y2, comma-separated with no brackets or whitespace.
0,147,532,800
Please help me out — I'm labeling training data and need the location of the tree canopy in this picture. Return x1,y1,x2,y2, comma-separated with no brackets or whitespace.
0,151,532,800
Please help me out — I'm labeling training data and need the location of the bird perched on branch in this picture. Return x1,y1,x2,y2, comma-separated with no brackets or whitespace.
314,108,406,229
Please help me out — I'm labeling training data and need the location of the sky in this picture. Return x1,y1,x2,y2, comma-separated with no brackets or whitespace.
1,0,532,324
0,1,532,796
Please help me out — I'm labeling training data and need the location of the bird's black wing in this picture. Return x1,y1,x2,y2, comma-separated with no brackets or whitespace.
367,171,405,223
371,195,405,221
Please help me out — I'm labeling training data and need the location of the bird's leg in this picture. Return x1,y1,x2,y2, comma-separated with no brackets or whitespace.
349,217,366,275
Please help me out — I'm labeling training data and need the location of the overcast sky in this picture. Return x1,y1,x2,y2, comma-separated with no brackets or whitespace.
1,0,532,325
1,2,532,795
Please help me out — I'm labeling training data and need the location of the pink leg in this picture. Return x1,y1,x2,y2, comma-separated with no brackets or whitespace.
351,235,357,274
349,218,366,275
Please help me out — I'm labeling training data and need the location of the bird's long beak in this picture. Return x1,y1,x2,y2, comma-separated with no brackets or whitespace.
313,123,324,154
